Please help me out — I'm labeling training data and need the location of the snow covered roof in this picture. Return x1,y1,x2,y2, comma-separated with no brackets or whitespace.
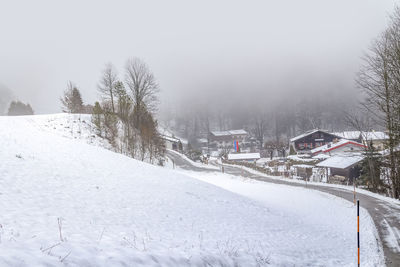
310,139,366,155
228,153,260,160
364,131,388,141
316,155,364,169
332,131,388,141
158,125,188,144
228,129,248,135
197,138,208,143
332,131,361,140
210,129,248,137
290,129,334,142
211,131,230,137
161,135,180,143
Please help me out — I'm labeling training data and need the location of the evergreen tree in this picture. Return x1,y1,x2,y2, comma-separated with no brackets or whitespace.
71,88,83,113
92,102,103,136
7,101,34,116
61,82,84,113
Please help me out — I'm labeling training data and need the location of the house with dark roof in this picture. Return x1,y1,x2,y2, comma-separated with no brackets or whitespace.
290,129,341,154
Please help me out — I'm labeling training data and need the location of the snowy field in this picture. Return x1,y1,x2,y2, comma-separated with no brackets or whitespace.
0,114,383,266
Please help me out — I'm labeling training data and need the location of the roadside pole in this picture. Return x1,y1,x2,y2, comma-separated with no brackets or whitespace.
357,200,360,267
353,180,356,205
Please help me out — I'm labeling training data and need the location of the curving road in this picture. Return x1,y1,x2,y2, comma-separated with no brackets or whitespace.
166,151,400,266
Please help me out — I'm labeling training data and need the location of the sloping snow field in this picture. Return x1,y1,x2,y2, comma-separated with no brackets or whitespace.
0,114,383,266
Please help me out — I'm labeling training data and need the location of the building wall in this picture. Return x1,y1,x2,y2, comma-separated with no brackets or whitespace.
363,139,386,151
323,143,365,155
209,134,247,148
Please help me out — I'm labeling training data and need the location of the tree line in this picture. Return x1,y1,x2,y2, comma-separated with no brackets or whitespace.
7,101,34,116
60,58,165,165
349,7,400,199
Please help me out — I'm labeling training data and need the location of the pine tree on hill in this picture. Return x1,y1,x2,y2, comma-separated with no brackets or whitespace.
7,101,34,116
61,82,84,113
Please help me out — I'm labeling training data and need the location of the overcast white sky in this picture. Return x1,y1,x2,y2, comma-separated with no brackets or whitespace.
0,0,397,113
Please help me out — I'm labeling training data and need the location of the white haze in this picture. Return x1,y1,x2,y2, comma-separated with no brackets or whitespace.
0,0,397,113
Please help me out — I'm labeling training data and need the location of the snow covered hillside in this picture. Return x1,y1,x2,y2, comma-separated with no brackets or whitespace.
0,114,383,266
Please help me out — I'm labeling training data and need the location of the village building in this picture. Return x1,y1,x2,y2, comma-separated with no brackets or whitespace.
227,152,260,162
209,129,248,148
332,131,388,150
310,139,366,156
315,154,364,184
290,129,341,154
161,135,183,151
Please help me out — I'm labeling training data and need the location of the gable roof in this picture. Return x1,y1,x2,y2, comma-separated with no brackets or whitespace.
311,139,366,155
332,131,388,141
210,129,248,137
332,131,361,140
290,129,338,143
228,129,248,135
211,131,230,137
316,154,364,169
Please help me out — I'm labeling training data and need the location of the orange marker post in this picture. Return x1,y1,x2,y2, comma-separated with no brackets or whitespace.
357,200,360,267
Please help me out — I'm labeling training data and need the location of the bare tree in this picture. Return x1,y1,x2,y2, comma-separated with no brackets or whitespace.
125,58,159,129
345,109,384,190
252,114,268,150
357,8,400,198
98,63,119,113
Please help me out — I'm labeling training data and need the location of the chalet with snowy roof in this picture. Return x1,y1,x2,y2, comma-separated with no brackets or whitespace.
209,129,248,147
311,139,366,156
161,135,183,151
332,131,388,150
316,155,364,184
290,129,341,154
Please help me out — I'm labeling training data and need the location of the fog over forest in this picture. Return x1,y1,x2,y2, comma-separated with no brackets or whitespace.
0,0,397,140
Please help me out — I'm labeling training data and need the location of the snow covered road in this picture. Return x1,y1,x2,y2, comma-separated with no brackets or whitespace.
167,150,400,266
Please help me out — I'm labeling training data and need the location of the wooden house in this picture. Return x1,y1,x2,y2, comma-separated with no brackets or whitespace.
290,129,341,154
